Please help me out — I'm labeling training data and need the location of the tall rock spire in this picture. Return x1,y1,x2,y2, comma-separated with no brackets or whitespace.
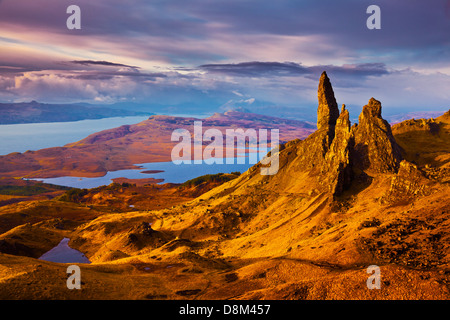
322,104,354,196
295,73,343,178
317,71,340,131
287,74,403,198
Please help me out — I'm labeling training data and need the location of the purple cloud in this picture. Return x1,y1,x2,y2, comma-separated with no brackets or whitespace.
70,60,140,69
0,0,449,114
199,62,310,77
199,62,389,80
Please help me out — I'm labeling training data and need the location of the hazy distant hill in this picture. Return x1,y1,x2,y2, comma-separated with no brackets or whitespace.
386,110,448,124
0,110,315,178
0,101,152,124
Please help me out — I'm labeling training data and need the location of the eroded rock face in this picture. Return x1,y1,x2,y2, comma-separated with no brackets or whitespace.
296,75,403,197
125,222,171,249
392,118,440,135
322,105,354,196
317,71,339,133
352,98,403,173
380,160,432,204
296,72,341,171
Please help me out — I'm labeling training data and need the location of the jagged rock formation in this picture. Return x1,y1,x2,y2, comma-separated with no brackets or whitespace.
352,98,403,173
295,72,341,171
297,74,403,197
380,160,433,205
317,72,340,133
317,71,340,154
321,104,354,196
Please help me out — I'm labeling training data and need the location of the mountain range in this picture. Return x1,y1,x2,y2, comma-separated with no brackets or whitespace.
0,110,315,179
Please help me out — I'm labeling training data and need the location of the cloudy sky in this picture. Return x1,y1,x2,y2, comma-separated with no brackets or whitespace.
1,0,449,117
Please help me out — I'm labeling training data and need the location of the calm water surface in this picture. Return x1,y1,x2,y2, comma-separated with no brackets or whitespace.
38,237,91,264
0,116,150,155
33,153,265,189
0,113,211,155
2,114,267,188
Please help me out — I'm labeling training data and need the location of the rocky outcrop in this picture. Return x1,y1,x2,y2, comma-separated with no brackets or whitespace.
352,98,402,173
321,105,354,196
125,222,171,249
317,71,340,153
380,160,433,205
296,74,403,197
317,71,340,133
295,72,341,171
392,118,440,135
294,73,353,196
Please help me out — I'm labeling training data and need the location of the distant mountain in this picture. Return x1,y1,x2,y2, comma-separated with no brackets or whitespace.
386,110,448,124
107,99,320,123
0,101,152,124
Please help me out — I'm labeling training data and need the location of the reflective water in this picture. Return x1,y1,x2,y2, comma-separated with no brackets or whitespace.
38,237,91,264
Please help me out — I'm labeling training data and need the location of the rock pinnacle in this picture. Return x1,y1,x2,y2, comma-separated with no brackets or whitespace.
317,71,340,131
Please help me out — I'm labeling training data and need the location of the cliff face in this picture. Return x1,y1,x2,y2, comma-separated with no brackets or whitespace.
391,109,450,168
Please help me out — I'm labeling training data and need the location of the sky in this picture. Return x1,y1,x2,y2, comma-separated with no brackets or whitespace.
0,0,450,118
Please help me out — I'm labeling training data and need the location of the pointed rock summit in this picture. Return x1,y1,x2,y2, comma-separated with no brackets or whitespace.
352,97,403,173
322,104,354,196
294,72,340,171
317,71,340,131
294,73,403,197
